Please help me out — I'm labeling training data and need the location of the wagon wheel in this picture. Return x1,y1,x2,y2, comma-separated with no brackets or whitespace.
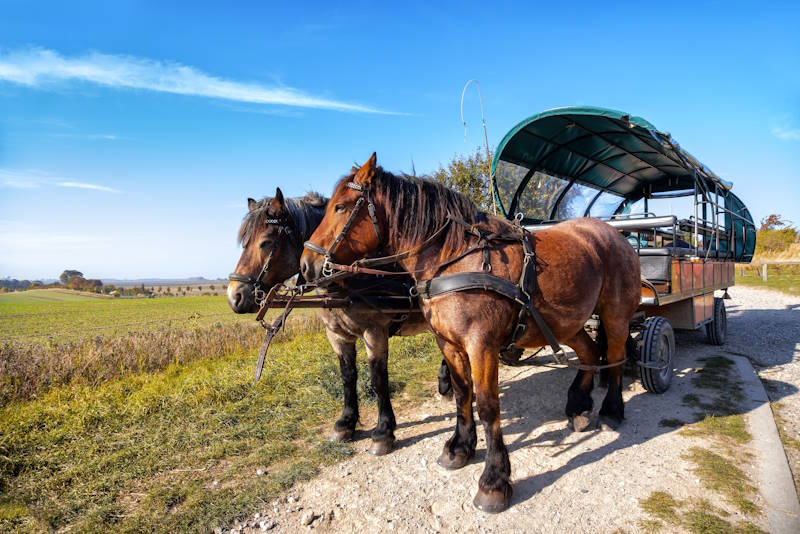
639,316,675,394
705,297,727,346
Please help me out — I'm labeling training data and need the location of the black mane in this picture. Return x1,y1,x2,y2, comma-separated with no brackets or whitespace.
371,168,482,257
238,192,327,246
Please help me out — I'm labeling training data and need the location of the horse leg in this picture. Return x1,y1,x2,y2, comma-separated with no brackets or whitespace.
435,339,476,469
363,327,396,456
470,346,512,513
437,358,453,398
326,329,359,441
598,317,629,427
564,328,602,432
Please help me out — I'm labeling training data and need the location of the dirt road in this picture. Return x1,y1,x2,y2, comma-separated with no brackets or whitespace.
232,286,799,533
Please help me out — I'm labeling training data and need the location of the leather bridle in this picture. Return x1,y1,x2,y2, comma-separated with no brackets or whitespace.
229,217,295,306
303,181,382,277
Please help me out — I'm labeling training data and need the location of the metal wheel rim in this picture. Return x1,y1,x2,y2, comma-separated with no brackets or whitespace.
656,333,672,381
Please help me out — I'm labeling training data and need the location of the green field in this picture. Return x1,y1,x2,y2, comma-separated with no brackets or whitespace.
0,289,253,342
735,264,800,297
0,289,443,532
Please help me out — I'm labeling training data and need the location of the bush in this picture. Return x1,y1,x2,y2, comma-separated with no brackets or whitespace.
755,227,798,255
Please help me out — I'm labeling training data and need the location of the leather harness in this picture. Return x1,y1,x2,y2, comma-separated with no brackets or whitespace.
229,216,296,307
302,181,576,360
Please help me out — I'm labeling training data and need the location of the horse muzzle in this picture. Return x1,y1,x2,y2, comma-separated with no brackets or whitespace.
300,256,325,282
227,279,259,313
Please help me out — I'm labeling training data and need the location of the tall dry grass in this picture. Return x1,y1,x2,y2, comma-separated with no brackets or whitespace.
752,242,800,262
0,314,323,406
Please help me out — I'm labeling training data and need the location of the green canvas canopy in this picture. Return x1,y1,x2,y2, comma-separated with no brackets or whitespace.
491,106,755,262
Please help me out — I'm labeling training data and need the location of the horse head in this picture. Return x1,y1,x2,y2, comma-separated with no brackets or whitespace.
229,187,320,313
301,153,387,281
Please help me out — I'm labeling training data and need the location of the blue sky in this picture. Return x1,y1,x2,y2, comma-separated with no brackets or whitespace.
1,1,798,279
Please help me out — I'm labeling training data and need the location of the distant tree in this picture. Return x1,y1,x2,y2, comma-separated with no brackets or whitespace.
198,285,203,291
755,214,798,256
430,147,493,211
59,270,83,285
760,214,791,232
209,284,216,291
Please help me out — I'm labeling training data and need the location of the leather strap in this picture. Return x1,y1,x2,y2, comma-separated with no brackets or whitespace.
414,272,563,357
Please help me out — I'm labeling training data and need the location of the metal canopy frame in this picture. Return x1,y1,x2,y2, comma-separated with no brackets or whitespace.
491,106,755,262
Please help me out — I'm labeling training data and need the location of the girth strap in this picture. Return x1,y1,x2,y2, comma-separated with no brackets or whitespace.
414,272,562,356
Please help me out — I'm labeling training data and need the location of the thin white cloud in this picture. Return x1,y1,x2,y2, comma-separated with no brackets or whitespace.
772,126,800,141
0,169,120,193
50,132,122,140
57,181,121,193
0,169,48,189
0,47,398,115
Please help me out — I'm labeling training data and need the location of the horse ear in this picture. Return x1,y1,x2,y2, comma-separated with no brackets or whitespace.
354,152,377,188
270,187,286,212
247,198,258,211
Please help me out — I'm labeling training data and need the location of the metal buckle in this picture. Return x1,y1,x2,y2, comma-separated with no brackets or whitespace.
512,322,526,340
408,285,418,297
322,258,334,277
481,260,492,273
254,287,267,306
514,212,524,225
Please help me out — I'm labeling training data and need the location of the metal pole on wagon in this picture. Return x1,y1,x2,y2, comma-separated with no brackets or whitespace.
460,79,497,215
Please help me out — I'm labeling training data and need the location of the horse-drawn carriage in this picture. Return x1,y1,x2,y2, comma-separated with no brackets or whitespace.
234,105,756,513
489,106,756,392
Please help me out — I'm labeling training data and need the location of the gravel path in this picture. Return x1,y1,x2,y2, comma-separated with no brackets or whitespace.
231,286,799,533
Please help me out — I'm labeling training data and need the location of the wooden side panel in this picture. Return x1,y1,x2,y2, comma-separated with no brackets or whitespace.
705,262,714,287
680,261,693,295
671,259,680,294
693,263,703,291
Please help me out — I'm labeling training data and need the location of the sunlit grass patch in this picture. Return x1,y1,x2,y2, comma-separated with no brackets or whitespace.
684,447,758,515
681,414,751,445
640,491,680,525
639,494,766,534
736,265,800,297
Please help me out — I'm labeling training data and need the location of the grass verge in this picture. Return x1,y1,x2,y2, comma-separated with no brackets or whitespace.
642,355,765,530
0,331,443,532
639,493,765,533
736,264,800,297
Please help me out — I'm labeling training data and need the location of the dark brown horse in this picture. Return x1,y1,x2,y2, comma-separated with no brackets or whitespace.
228,187,451,455
300,154,641,512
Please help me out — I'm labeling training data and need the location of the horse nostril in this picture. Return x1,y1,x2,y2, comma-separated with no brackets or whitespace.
300,260,309,278
233,290,243,308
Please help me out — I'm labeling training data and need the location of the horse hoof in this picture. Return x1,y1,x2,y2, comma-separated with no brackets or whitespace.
569,411,595,433
473,487,512,513
329,428,354,442
437,449,472,470
368,439,394,456
599,414,622,431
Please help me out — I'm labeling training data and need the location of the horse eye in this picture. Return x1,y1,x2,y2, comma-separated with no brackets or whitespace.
259,239,271,249
335,204,346,213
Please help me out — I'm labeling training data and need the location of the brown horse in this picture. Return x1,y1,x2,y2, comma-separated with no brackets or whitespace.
300,154,641,512
228,187,452,455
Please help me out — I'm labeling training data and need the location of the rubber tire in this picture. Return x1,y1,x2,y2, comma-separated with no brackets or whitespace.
639,316,675,394
705,297,727,346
